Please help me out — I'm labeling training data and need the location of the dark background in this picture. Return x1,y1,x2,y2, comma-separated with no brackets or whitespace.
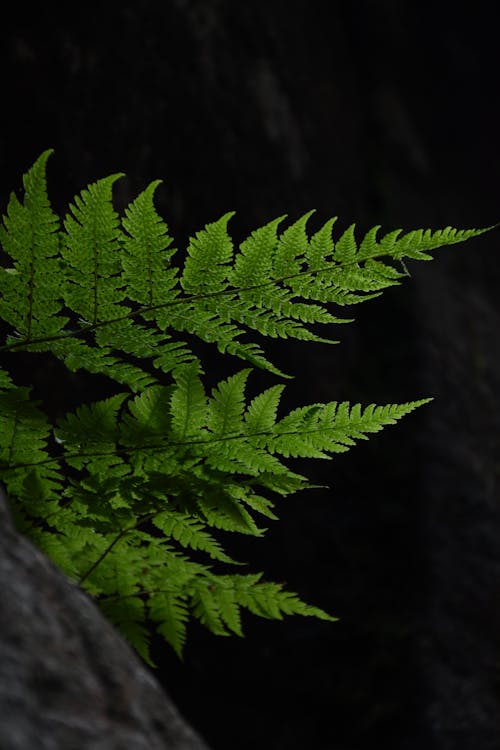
2,2,500,748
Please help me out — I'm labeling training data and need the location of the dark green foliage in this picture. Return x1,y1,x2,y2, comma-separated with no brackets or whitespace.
0,151,493,664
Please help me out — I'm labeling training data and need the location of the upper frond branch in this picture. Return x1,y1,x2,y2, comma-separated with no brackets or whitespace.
0,154,494,380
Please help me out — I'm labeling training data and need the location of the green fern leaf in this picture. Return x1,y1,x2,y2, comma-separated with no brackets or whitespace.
197,485,264,536
272,210,315,277
121,180,179,307
305,217,337,270
181,212,235,294
0,149,64,341
332,222,357,263
230,215,285,288
392,225,490,260
231,574,337,622
207,368,252,437
191,580,230,636
357,224,383,258
152,509,239,564
149,591,190,659
56,393,128,474
169,360,208,440
244,384,285,434
0,386,62,505
266,397,433,458
62,173,125,324
239,491,278,521
120,385,174,446
0,367,14,390
211,580,244,636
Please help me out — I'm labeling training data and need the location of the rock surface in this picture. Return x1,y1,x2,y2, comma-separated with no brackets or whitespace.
416,259,500,748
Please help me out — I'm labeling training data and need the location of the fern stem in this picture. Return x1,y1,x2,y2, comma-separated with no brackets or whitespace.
0,424,310,472
0,249,400,352
77,512,155,586
1,414,417,474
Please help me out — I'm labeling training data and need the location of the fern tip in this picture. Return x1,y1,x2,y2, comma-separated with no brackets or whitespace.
39,148,55,160
414,397,434,406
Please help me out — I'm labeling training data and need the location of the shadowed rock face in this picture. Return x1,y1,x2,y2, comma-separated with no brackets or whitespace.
415,260,500,748
0,485,210,750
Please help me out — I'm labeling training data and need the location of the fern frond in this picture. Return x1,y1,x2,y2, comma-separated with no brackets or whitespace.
197,491,264,536
207,368,252,437
332,222,357,263
3,154,490,382
169,360,208,439
1,151,495,664
56,393,128,474
62,173,126,324
152,339,197,374
191,580,231,636
209,580,244,636
121,180,179,307
391,225,488,260
0,367,14,390
272,210,315,277
149,591,190,659
244,384,285,433
144,571,336,657
305,217,337,270
265,398,433,458
201,573,337,629
181,212,235,294
152,509,240,564
229,215,285,288
0,385,62,506
234,576,337,622
239,491,278,520
32,519,108,580
120,384,175,446
0,150,64,342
